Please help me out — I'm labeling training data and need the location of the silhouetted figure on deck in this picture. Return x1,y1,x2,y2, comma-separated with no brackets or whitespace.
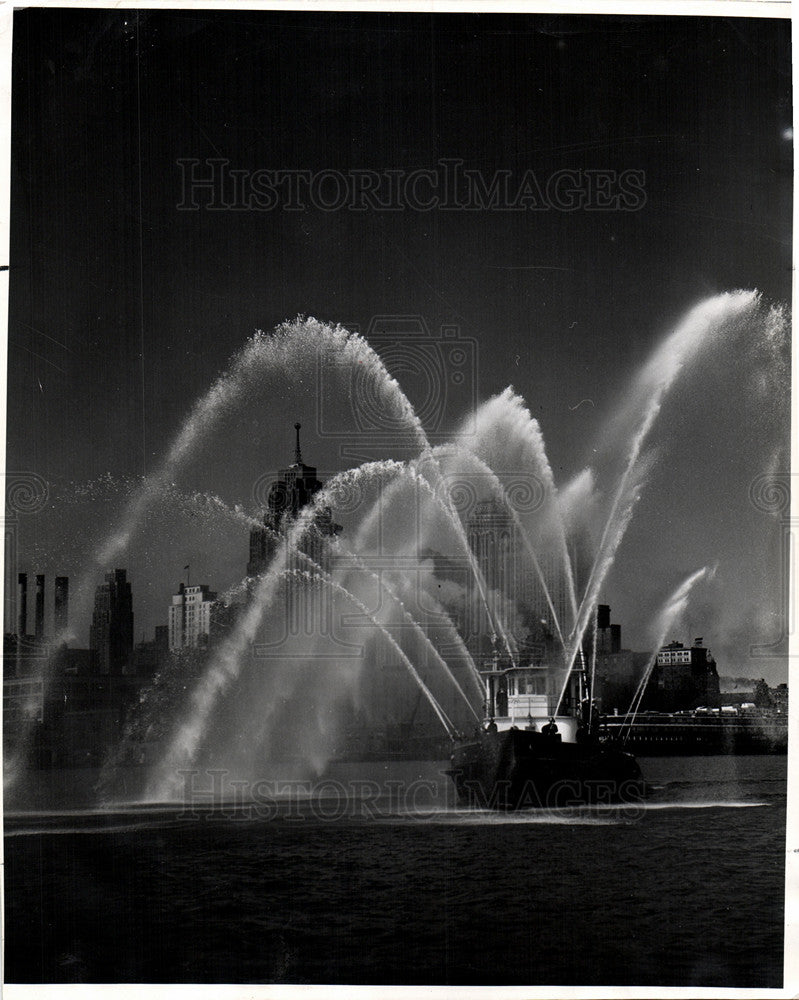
542,717,561,741
485,718,498,734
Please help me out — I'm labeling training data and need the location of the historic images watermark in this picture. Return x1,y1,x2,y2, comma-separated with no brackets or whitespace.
177,158,647,213
175,769,647,823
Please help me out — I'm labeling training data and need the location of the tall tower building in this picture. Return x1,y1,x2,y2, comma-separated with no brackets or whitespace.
168,582,218,652
89,569,134,674
529,548,571,642
466,498,575,656
248,424,341,635
466,499,520,652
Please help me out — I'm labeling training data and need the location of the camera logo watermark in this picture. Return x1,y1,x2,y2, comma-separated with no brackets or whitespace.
177,158,647,213
4,472,52,674
316,315,478,451
748,472,796,658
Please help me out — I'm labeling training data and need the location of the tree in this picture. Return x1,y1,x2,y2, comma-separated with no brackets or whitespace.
753,679,774,710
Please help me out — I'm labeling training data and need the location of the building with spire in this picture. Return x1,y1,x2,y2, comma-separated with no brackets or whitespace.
248,424,341,635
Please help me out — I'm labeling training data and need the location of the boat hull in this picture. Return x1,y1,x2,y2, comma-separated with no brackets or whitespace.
448,729,645,810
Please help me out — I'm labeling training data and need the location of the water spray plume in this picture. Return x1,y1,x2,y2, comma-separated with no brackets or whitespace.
290,570,458,738
620,566,711,739
352,456,517,664
462,389,578,623
431,443,567,648
333,542,484,706
74,319,431,655
16,288,784,805
555,449,658,713
278,536,482,715
146,461,450,798
559,291,763,710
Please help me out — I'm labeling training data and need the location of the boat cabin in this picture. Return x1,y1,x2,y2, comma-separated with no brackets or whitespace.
479,659,583,743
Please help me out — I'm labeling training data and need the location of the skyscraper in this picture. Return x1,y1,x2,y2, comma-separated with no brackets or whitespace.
466,498,575,658
466,499,520,652
89,569,134,674
248,423,341,636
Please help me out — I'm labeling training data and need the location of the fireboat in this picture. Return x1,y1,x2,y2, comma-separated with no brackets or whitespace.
446,648,645,810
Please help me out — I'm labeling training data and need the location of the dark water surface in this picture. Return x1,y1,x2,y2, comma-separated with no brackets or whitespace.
4,755,786,986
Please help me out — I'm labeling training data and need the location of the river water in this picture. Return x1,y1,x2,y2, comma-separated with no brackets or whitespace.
3,755,786,986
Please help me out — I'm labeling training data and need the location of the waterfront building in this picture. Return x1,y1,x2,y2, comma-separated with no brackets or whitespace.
3,675,45,734
594,648,651,714
772,682,788,713
466,499,519,651
649,638,721,710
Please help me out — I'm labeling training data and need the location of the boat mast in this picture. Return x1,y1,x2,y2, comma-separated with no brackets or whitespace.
485,632,499,722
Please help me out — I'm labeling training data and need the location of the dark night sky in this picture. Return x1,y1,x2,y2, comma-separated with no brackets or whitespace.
6,9,792,678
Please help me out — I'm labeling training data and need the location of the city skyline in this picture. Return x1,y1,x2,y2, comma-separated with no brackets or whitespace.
5,10,792,683
7,381,792,684
7,442,780,688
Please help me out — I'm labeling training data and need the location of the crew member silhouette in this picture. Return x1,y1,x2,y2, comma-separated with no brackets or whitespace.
542,716,559,737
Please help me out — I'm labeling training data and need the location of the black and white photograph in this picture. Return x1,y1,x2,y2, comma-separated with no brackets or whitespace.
1,1,794,992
